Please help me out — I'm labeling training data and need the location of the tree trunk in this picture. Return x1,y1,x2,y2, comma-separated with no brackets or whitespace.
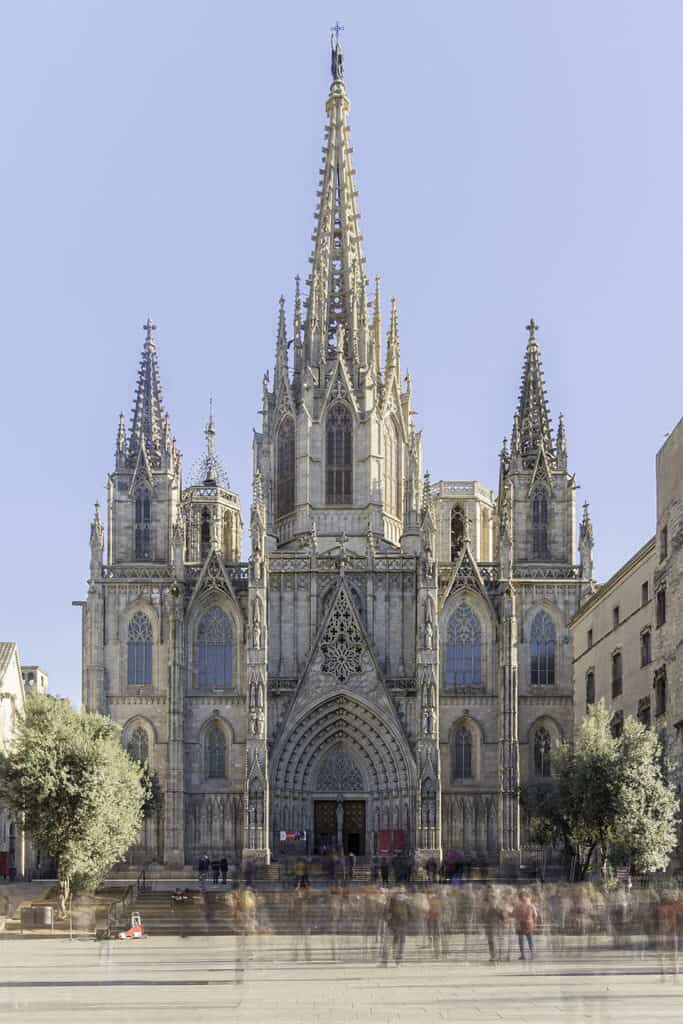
58,878,70,919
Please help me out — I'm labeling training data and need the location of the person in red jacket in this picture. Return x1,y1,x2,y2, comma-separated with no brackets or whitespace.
513,890,538,961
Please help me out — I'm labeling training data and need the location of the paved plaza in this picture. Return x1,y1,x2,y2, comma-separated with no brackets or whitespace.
2,935,683,1023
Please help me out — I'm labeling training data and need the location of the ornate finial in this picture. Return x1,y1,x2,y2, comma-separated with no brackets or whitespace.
525,318,538,342
330,21,344,80
143,317,156,343
500,435,509,459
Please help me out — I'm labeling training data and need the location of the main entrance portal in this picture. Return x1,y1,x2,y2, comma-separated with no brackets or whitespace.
314,800,366,855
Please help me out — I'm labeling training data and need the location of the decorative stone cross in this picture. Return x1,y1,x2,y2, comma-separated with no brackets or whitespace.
526,318,539,340
143,317,156,341
330,20,344,43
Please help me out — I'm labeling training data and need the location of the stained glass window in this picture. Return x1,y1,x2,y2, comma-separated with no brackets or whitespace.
445,606,482,686
530,610,555,686
326,403,353,505
197,608,233,687
127,612,152,685
127,726,149,764
531,486,549,558
206,723,226,779
453,726,473,780
277,417,295,517
534,727,552,777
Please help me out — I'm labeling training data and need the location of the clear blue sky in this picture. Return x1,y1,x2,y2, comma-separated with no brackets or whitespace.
2,1,682,708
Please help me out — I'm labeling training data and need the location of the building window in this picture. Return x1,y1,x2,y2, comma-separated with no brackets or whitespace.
452,726,473,781
587,628,593,650
612,605,620,629
640,629,652,667
197,608,233,688
531,486,549,559
655,667,667,717
445,606,482,686
127,612,153,685
656,588,666,628
641,581,649,606
637,697,651,729
325,403,353,505
126,726,149,765
660,526,668,562
276,416,295,518
200,507,211,560
384,417,401,518
205,723,226,779
611,710,624,739
586,670,595,709
611,651,623,698
450,506,465,562
530,610,556,686
533,727,552,777
134,492,151,560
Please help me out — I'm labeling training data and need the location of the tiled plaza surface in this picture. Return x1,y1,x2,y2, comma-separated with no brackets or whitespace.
1,935,683,1023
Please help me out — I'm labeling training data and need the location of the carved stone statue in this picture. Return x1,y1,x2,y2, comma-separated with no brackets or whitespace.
424,617,433,650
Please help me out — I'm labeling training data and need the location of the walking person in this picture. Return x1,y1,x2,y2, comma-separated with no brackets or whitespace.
220,856,228,886
481,887,504,963
513,890,538,961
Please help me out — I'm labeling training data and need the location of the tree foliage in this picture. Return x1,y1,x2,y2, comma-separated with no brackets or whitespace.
523,702,679,878
0,692,146,896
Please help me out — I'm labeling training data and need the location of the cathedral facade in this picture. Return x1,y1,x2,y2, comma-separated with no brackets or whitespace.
80,40,594,868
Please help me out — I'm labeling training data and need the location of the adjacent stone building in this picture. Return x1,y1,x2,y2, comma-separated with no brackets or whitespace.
571,538,656,735
0,645,49,878
79,39,592,867
654,417,683,791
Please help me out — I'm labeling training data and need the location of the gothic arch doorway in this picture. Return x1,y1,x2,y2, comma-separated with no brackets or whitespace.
269,693,416,856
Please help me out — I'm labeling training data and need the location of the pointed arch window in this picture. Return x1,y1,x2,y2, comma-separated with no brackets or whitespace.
200,507,211,561
134,491,151,560
445,606,482,686
450,506,465,562
452,725,473,781
127,612,153,685
127,726,149,765
533,726,552,777
384,417,401,518
276,416,295,518
205,723,226,779
530,611,556,686
531,486,549,559
326,403,353,505
197,607,233,688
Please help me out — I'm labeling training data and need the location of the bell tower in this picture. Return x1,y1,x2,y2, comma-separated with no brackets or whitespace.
108,319,181,566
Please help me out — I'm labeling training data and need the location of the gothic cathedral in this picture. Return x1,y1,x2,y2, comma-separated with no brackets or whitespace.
81,39,594,868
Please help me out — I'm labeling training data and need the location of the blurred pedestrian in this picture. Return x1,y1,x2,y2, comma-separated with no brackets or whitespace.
513,890,538,961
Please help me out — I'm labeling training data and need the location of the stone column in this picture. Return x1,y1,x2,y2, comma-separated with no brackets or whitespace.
498,584,520,863
242,476,271,864
164,584,186,866
414,495,442,865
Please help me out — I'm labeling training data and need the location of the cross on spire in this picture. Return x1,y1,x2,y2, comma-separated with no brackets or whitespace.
143,317,156,342
526,318,539,341
330,20,344,43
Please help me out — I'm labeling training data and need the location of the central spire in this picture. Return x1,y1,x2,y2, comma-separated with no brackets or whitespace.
304,31,368,368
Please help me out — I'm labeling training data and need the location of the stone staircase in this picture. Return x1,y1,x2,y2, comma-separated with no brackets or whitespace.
116,888,374,937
